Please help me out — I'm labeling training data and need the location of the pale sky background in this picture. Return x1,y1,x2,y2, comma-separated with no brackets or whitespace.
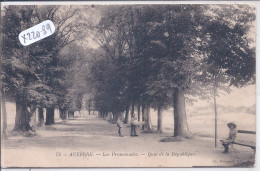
190,85,256,108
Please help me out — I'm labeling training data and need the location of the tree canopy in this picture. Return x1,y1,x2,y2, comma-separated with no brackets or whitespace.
1,4,255,135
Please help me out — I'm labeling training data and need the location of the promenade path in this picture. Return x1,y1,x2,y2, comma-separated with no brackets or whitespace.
1,115,254,167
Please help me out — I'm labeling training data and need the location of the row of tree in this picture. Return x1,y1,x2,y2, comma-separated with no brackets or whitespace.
0,5,256,139
86,5,255,137
1,5,90,136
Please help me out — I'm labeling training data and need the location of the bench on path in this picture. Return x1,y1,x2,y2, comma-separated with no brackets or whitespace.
221,129,256,154
233,130,256,152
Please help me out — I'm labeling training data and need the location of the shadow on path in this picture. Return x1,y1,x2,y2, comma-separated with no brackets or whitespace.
3,115,119,149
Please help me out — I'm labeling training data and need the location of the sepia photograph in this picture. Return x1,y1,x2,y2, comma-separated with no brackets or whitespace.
0,1,257,168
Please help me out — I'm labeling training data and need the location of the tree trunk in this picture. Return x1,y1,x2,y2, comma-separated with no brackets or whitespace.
131,102,135,118
45,107,55,125
1,89,7,138
124,104,129,123
214,80,218,147
38,108,44,127
30,105,37,129
33,109,37,126
88,101,91,115
141,102,145,130
13,99,22,131
137,103,141,121
66,110,69,118
118,112,123,121
157,106,163,133
13,97,31,131
59,108,67,120
112,112,118,122
68,110,70,118
173,88,191,138
144,103,152,131
68,111,74,118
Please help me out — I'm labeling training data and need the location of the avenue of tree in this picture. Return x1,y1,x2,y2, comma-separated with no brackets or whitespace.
1,5,255,139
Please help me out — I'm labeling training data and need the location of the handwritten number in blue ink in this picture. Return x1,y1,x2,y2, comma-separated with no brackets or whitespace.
19,20,55,46
42,25,47,35
46,23,52,33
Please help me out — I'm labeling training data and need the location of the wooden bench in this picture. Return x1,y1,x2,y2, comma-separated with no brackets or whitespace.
233,130,256,153
222,130,256,153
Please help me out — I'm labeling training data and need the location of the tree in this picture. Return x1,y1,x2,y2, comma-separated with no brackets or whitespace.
201,4,255,145
88,7,133,123
37,108,44,126
1,5,86,131
57,43,90,119
142,5,255,138
0,10,7,138
87,5,255,138
1,88,8,138
2,6,40,131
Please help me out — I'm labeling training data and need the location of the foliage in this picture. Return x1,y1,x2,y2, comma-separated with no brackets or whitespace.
86,5,255,135
1,5,86,110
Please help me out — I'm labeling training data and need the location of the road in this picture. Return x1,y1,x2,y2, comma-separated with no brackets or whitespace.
1,114,255,167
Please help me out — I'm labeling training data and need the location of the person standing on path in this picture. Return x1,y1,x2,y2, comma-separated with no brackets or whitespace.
130,114,144,136
116,118,124,137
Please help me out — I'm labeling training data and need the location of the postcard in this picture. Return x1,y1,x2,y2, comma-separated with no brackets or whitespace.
0,1,257,168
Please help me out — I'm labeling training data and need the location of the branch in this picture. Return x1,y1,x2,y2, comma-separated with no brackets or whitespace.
50,6,60,20
57,7,79,31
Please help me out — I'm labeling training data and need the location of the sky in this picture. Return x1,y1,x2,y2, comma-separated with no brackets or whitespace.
189,85,255,108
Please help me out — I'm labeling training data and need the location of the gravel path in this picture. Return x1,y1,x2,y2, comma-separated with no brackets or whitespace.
1,115,255,167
